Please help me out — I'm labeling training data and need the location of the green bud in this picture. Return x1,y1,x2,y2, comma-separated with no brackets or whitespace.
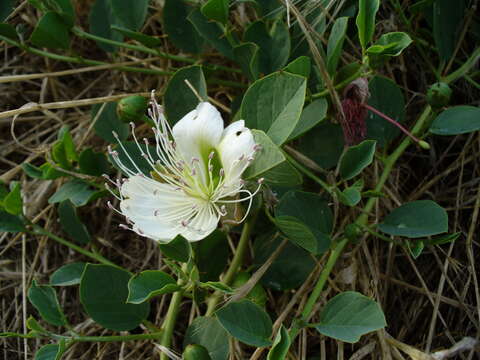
418,140,430,150
426,82,452,108
232,271,268,307
344,223,361,241
117,95,149,123
183,344,212,360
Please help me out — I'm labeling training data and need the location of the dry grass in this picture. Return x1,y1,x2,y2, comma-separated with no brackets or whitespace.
1,1,480,359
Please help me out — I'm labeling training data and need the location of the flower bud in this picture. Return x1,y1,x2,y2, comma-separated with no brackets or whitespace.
344,223,362,241
117,95,149,123
182,344,212,360
426,82,452,108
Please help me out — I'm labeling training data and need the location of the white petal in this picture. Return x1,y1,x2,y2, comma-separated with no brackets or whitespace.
119,175,195,242
217,121,256,183
172,102,224,162
179,204,218,241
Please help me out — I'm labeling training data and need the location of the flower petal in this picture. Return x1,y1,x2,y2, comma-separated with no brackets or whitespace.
217,120,256,184
179,203,218,241
172,102,224,183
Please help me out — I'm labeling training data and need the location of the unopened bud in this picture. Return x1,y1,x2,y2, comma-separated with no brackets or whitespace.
117,95,149,123
426,82,452,108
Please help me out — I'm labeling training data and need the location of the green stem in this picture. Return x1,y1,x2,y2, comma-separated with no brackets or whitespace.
288,105,433,342
310,67,367,99
284,152,334,195
74,332,163,342
0,35,172,76
72,27,242,74
205,216,257,316
289,237,348,340
442,47,480,84
30,224,117,267
159,264,187,360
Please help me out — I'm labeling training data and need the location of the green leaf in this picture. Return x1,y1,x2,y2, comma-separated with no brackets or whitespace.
262,160,302,187
111,25,161,47
80,264,150,331
0,23,18,40
27,316,49,334
356,0,380,49
337,180,363,207
367,32,412,56
254,233,315,291
406,239,424,259
3,182,23,215
30,12,70,49
194,230,229,281
0,0,14,21
233,42,260,81
127,270,180,304
158,235,192,262
267,325,290,360
244,130,285,180
244,20,290,74
34,341,66,360
216,299,272,347
430,106,480,135
231,272,268,308
298,122,344,169
28,280,67,327
288,98,328,141
433,0,466,61
22,163,44,179
184,317,229,360
57,125,78,162
58,200,91,244
201,0,229,25
366,76,405,147
378,200,448,238
92,102,129,143
28,0,75,27
79,148,110,176
163,0,204,53
425,232,461,246
314,291,386,343
188,8,234,60
110,0,148,31
164,65,207,124
284,56,311,78
276,190,333,254
48,179,100,207
241,71,306,145
89,0,123,52
50,262,87,286
327,17,349,74
339,140,376,180
0,210,25,232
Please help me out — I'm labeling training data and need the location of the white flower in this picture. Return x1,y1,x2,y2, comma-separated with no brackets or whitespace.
105,95,262,242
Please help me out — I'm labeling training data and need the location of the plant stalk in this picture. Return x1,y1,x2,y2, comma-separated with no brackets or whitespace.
205,215,257,316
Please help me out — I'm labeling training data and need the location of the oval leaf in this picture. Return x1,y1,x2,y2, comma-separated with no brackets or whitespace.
378,200,448,238
164,65,207,124
184,316,229,360
339,140,376,180
314,291,386,343
80,264,150,331
241,71,306,145
216,300,272,347
127,270,180,304
430,106,480,135
58,200,91,244
356,0,380,49
50,262,87,286
267,325,290,360
28,280,67,327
